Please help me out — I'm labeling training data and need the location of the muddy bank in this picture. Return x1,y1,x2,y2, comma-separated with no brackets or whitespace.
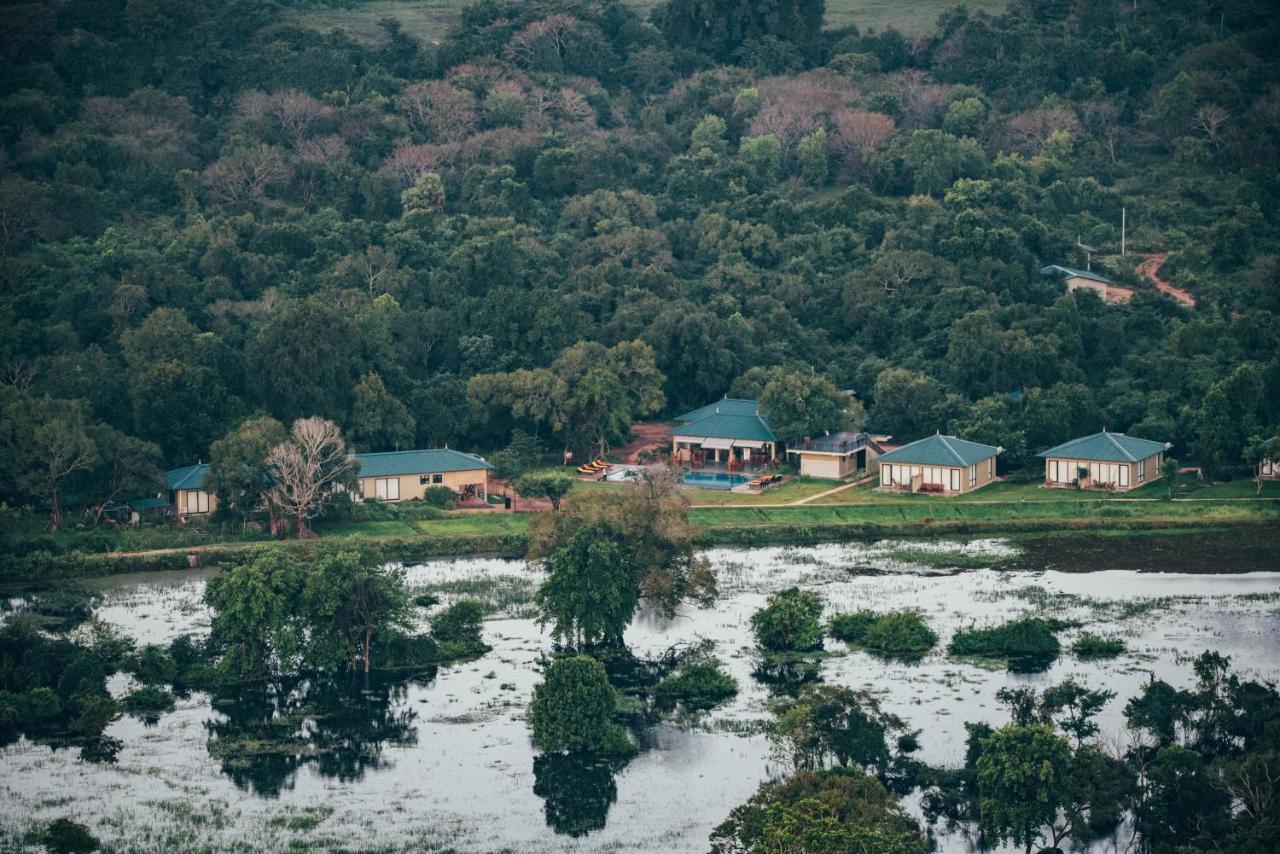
1009,528,1278,574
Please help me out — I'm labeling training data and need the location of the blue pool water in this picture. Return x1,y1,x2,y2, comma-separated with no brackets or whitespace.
680,471,749,490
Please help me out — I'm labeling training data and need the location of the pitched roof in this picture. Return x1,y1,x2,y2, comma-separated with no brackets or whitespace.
165,463,209,491
674,398,760,422
354,448,492,478
1037,432,1169,462
875,434,1001,467
1040,265,1115,285
669,412,777,442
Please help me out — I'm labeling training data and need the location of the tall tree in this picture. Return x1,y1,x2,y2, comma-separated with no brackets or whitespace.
348,372,415,452
1,396,99,530
207,416,287,531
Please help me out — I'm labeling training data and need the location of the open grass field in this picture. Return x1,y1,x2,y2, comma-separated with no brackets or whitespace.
292,0,1011,45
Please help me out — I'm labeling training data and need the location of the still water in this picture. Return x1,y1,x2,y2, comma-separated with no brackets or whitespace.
2,535,1278,852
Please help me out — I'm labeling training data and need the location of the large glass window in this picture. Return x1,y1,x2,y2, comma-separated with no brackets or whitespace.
950,469,960,491
374,477,400,500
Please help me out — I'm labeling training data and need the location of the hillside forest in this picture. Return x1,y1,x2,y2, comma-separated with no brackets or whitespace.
2,0,1280,522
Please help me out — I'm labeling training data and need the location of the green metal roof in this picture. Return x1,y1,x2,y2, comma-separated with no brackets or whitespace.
1037,432,1169,462
1040,265,1115,285
165,463,209,491
674,398,760,422
354,449,492,478
876,434,1000,467
669,413,777,443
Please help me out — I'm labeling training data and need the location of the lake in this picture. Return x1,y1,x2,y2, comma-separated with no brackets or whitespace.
2,533,1278,852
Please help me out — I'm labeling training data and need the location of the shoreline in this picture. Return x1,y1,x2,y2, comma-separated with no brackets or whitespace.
3,510,1276,583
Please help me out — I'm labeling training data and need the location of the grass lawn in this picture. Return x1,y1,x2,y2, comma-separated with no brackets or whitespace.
292,0,1011,44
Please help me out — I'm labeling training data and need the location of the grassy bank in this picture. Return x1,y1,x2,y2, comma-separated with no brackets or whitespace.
4,485,1276,581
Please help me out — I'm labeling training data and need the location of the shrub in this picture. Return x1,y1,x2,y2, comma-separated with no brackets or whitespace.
121,686,175,721
828,611,877,644
531,655,634,756
1073,632,1126,659
423,486,456,509
129,645,177,685
831,610,938,660
751,588,824,652
429,599,489,660
948,616,1063,668
41,818,100,853
654,659,738,711
68,692,119,738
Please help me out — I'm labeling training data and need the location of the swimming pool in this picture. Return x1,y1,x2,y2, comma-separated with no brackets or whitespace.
680,470,749,490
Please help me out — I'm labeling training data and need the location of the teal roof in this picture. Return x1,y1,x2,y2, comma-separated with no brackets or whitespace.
354,449,492,478
1037,432,1168,462
669,413,777,443
876,434,1000,467
1041,265,1114,285
674,398,760,422
166,463,209,491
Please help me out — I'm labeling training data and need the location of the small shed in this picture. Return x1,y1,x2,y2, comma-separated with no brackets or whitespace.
786,432,891,480
1041,265,1132,304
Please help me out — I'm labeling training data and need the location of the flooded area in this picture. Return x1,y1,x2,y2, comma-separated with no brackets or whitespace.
2,534,1279,852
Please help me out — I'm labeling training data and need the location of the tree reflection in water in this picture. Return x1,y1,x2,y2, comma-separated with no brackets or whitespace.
532,752,631,837
205,669,433,797
752,654,824,698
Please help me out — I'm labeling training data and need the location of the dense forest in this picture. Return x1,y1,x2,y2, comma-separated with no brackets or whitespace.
2,0,1280,520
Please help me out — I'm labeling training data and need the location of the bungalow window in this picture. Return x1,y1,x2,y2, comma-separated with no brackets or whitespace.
969,465,977,487
987,458,993,479
184,491,209,514
432,474,443,484
949,469,960,491
374,477,400,501
1263,458,1276,476
1137,461,1146,484
1119,465,1129,488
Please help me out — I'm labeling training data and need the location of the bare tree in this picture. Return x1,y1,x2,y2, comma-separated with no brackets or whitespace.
201,144,291,209
504,14,579,69
265,417,356,538
398,81,478,143
1192,104,1229,149
1005,107,1082,155
1081,99,1123,163
833,109,897,151
0,357,36,391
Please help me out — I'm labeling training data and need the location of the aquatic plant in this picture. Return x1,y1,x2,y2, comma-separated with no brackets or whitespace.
948,616,1068,670
653,658,738,712
531,655,634,756
751,588,824,652
829,610,938,660
1072,632,1126,659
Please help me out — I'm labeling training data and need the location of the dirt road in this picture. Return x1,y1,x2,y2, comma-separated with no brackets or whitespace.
1135,253,1196,307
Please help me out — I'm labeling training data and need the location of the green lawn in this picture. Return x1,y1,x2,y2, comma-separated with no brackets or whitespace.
293,0,1011,44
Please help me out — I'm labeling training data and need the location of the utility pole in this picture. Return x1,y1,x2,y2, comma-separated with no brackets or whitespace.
1121,206,1127,256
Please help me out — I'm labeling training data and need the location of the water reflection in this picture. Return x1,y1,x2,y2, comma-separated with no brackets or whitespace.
532,752,630,837
205,670,430,797
752,654,824,697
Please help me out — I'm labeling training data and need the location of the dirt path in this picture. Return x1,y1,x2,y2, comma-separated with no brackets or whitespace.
1135,253,1196,307
615,422,672,463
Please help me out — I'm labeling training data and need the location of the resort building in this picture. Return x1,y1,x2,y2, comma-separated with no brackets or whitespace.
1041,265,1133,304
165,448,493,516
669,398,779,468
1037,431,1170,492
354,449,492,503
787,432,893,480
166,463,216,516
875,434,1002,495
